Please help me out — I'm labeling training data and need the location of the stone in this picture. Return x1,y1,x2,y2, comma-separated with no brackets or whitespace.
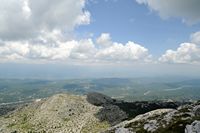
115,127,134,133
185,121,200,133
193,105,200,117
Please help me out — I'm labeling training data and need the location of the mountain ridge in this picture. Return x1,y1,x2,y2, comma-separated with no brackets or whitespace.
0,92,199,133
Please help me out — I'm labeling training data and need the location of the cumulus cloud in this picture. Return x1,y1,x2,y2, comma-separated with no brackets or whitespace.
0,0,90,41
136,0,200,24
0,0,152,64
96,33,112,48
96,41,151,62
0,39,92,61
160,31,200,64
95,33,151,62
69,39,96,60
0,34,151,63
190,31,200,45
159,43,200,64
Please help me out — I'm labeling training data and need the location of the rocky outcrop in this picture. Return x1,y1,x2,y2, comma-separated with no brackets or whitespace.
185,121,200,133
104,109,176,133
104,102,200,133
87,92,180,126
113,100,179,119
193,105,200,117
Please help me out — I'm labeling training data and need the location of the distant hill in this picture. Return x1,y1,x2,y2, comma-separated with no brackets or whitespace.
1,78,200,104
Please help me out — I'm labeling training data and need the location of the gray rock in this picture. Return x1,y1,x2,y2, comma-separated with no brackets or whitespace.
115,127,134,133
144,120,158,132
193,105,200,117
185,121,200,133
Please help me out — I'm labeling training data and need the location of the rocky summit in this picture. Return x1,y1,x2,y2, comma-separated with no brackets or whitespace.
0,92,200,133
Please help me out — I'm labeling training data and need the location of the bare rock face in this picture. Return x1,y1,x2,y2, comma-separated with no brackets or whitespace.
185,121,200,133
104,109,177,133
193,105,200,117
104,101,200,133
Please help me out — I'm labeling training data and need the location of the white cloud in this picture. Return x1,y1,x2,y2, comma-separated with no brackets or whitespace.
0,0,95,63
75,11,91,25
160,31,200,64
190,31,200,45
136,0,200,24
95,33,151,63
0,34,151,63
96,33,112,48
96,41,151,62
0,0,90,41
22,0,31,19
0,40,94,61
69,39,96,60
159,43,200,64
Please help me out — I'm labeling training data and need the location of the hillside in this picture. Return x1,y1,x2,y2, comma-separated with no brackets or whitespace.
0,92,200,133
0,93,109,133
104,104,200,133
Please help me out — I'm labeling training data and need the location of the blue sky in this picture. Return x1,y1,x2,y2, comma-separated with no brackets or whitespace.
77,0,200,56
0,0,200,78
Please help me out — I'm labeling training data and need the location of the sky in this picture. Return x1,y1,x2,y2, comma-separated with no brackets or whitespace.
0,0,200,79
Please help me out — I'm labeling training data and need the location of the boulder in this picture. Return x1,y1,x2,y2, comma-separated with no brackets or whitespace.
185,121,200,133
193,105,200,117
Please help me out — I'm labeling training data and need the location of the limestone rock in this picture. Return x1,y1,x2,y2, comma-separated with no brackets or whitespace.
185,121,200,133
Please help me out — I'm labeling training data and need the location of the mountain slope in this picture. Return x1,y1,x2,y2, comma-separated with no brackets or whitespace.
0,93,200,133
0,93,109,133
104,102,200,133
